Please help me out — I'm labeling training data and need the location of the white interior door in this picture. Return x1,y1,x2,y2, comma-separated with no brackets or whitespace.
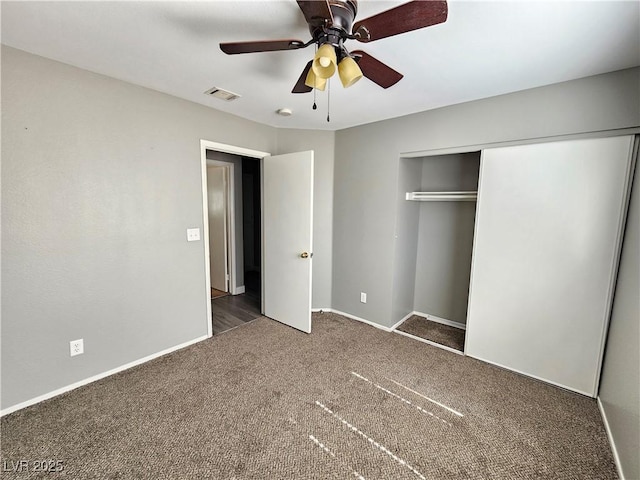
465,136,635,396
207,166,228,292
263,151,314,333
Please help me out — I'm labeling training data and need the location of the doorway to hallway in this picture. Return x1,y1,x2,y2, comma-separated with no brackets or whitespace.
205,151,262,335
200,140,314,337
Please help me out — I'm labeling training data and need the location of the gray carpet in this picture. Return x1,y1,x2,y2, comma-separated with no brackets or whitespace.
396,315,466,352
1,313,617,479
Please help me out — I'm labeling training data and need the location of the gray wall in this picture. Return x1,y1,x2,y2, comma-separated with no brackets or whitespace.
206,150,245,288
599,157,639,480
413,153,480,324
1,46,278,410
391,153,480,326
390,158,422,324
276,129,335,309
333,67,640,328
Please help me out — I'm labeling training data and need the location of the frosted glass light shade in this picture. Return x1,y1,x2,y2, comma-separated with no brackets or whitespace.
304,68,327,91
338,56,363,88
312,44,337,79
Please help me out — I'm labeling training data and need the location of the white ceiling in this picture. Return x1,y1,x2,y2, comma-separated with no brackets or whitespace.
2,0,639,131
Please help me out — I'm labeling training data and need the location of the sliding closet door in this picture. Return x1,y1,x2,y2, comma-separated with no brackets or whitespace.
466,136,635,396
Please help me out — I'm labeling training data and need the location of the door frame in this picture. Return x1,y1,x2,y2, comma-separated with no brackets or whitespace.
200,140,270,338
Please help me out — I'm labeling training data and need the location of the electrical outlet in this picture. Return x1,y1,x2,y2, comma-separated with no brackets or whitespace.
360,292,367,303
70,339,84,357
187,228,201,242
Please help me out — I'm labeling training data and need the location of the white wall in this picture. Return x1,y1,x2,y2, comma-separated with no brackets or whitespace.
1,46,278,410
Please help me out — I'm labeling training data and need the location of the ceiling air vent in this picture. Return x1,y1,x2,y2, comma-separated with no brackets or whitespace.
204,87,241,101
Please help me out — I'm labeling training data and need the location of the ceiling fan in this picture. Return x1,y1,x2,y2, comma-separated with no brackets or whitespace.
220,0,448,94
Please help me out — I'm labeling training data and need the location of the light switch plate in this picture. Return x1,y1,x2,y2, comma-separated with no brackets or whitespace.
187,228,201,242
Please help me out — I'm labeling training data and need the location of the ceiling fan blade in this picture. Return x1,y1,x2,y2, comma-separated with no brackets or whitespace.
292,61,314,93
220,39,307,55
352,50,403,89
296,0,333,26
352,0,448,43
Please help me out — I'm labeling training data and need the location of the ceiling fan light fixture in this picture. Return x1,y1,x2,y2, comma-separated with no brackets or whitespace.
304,68,327,91
221,0,451,101
312,43,337,79
338,56,363,88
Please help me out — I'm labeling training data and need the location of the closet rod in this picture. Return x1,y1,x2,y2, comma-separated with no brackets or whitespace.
406,191,477,201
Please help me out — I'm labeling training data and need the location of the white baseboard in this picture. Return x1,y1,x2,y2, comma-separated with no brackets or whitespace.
390,311,414,331
393,329,464,355
0,335,209,417
233,285,245,295
465,352,593,397
311,309,329,316
312,309,464,334
313,308,395,332
412,311,466,330
597,397,625,480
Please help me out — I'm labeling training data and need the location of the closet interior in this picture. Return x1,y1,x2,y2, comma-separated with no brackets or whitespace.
393,151,481,353
392,135,635,397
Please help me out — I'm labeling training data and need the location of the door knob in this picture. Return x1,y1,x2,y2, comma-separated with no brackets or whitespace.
300,252,310,259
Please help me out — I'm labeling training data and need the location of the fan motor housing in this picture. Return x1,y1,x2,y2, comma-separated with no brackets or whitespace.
309,0,358,43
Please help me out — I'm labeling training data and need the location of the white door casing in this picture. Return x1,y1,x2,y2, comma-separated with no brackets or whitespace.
263,151,314,333
201,140,270,338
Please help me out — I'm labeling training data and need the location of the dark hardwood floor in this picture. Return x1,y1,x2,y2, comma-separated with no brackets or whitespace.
211,289,261,335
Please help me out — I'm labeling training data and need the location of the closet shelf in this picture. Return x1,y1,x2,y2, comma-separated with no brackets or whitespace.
406,191,478,201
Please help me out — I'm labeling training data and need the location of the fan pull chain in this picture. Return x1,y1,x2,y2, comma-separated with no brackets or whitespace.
312,45,318,110
312,72,317,110
326,78,331,123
